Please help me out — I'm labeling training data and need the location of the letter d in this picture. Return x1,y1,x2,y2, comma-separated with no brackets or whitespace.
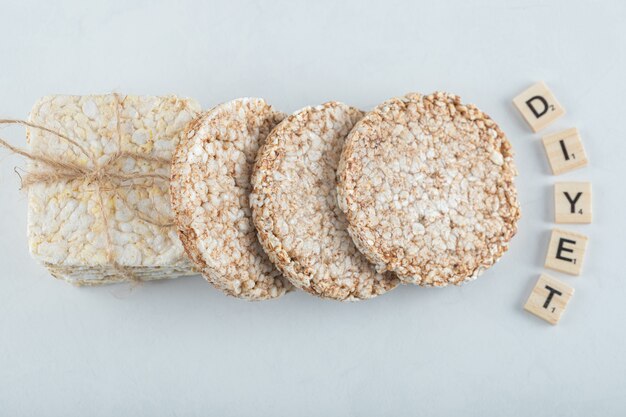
525,96,549,118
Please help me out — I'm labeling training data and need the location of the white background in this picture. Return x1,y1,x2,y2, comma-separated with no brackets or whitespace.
0,0,624,415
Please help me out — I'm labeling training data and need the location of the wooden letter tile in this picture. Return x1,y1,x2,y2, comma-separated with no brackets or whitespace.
513,81,566,132
545,229,588,275
555,182,592,224
542,128,589,175
524,274,574,325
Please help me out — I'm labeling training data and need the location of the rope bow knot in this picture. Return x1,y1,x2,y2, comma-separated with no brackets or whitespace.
0,94,193,283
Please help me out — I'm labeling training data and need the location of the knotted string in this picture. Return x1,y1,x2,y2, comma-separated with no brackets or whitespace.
0,94,191,283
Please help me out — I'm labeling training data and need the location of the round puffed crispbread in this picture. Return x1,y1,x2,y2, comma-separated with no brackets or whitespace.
170,98,293,300
337,92,521,286
251,102,399,300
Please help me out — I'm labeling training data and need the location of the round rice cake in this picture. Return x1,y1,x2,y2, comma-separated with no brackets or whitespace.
251,102,398,301
337,92,521,286
170,98,293,300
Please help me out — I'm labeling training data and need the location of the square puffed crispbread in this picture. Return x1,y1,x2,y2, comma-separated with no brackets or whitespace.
27,94,200,285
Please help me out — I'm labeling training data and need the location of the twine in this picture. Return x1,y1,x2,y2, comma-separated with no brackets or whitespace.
0,94,187,283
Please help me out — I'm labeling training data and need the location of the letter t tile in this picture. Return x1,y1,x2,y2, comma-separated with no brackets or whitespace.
524,274,574,325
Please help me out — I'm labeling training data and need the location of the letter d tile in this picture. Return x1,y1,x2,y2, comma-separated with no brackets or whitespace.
513,81,566,132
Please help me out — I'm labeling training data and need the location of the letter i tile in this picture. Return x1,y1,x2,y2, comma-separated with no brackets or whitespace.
542,128,589,175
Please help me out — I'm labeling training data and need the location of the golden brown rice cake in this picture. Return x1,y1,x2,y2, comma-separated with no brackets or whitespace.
251,102,398,300
337,92,521,286
171,98,293,300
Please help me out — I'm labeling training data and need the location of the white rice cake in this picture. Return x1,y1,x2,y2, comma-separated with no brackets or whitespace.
251,102,399,300
171,98,293,300
27,94,201,285
337,92,521,286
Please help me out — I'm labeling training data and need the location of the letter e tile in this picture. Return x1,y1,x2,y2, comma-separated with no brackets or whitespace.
545,229,588,276
524,274,574,325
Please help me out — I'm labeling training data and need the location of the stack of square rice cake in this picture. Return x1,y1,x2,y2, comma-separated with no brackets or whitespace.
26,94,201,285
